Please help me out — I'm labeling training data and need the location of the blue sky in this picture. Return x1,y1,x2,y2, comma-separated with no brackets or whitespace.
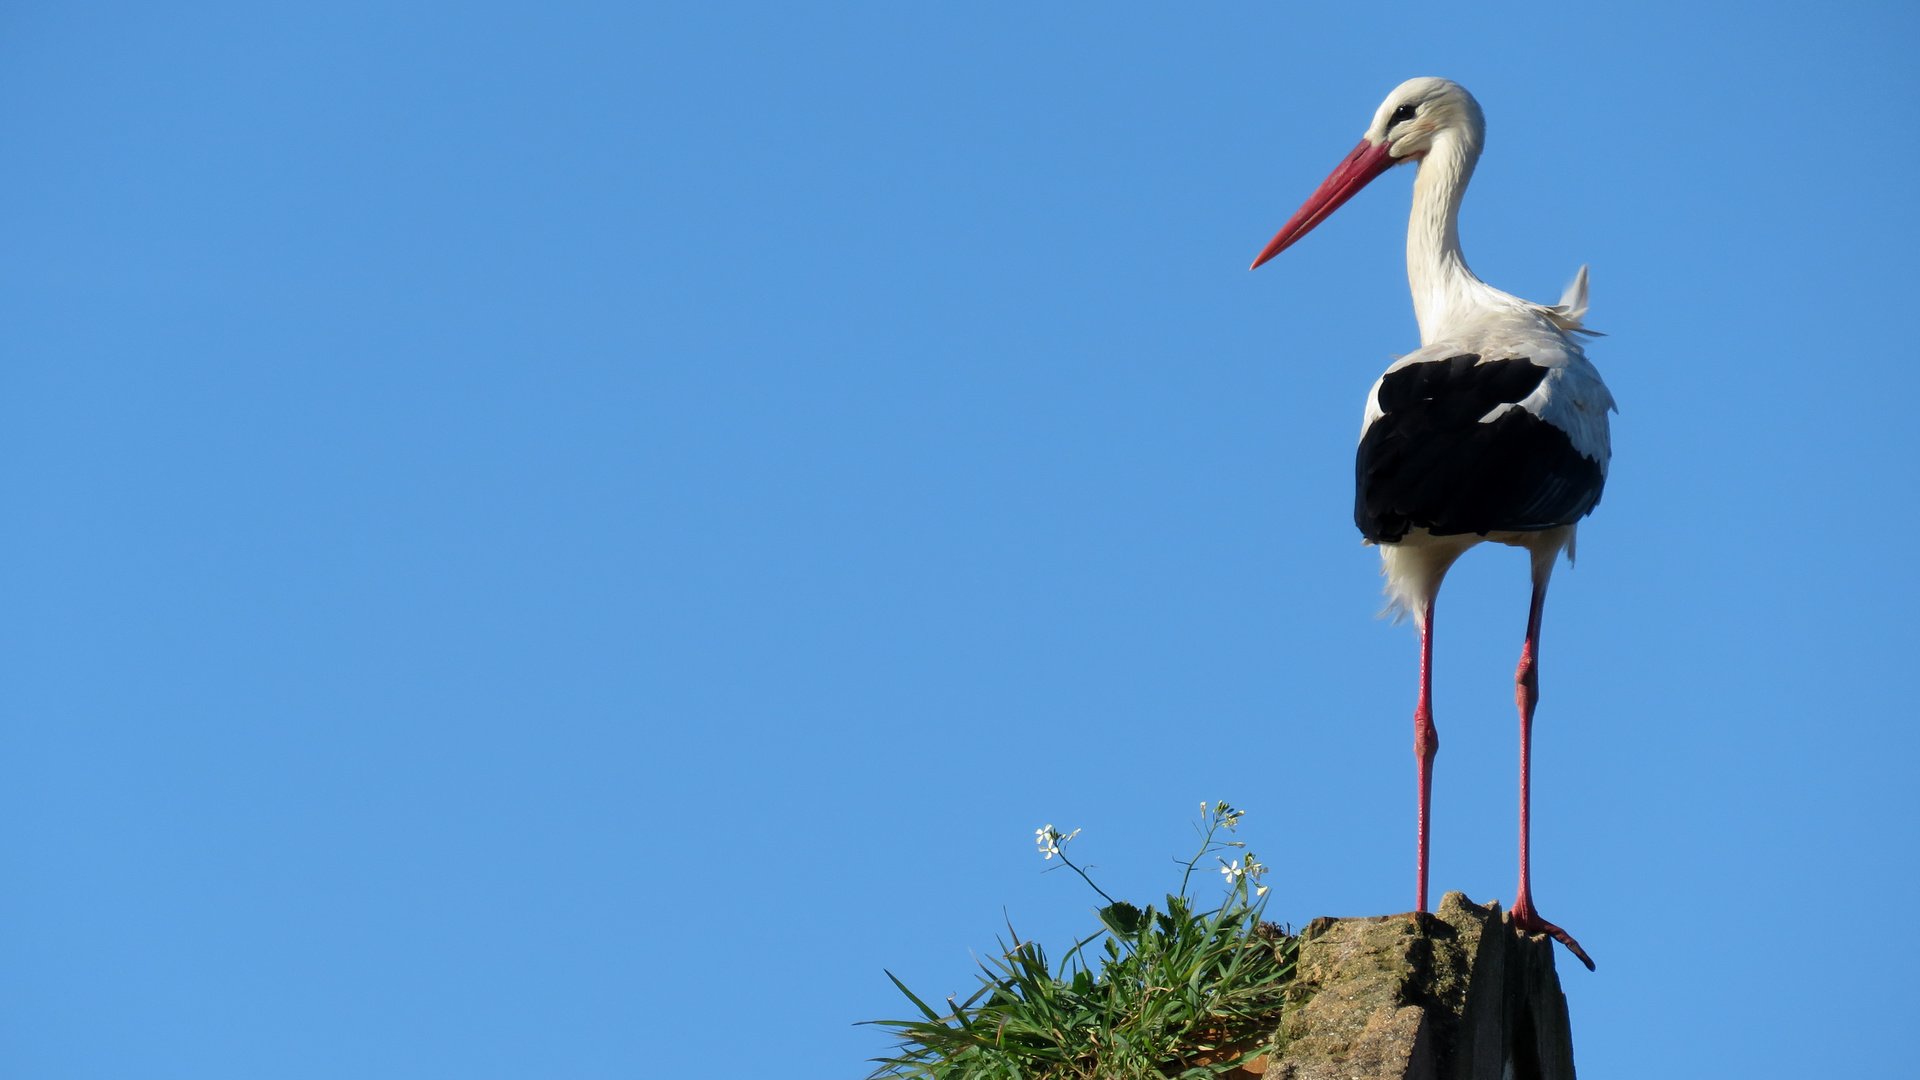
2,2,1915,1076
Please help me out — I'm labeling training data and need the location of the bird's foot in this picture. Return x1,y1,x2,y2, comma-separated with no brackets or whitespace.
1510,897,1595,971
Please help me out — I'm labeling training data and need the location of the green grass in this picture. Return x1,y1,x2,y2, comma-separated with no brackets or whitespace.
865,805,1299,1079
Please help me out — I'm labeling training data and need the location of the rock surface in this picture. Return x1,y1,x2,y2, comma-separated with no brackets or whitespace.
1262,892,1576,1080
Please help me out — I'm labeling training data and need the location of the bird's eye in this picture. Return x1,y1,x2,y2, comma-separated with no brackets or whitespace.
1388,103,1418,129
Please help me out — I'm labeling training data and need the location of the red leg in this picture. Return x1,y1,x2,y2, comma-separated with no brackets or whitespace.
1509,574,1595,970
1414,599,1438,913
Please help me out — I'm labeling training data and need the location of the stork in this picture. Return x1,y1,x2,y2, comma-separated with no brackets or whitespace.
1251,78,1612,970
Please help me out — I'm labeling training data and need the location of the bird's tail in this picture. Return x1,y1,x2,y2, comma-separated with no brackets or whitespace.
1537,264,1603,337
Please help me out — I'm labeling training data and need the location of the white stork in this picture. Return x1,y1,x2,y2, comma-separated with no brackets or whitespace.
1251,77,1612,970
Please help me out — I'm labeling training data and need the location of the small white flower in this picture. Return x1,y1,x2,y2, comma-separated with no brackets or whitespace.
1240,853,1270,897
1218,857,1244,882
1205,801,1246,831
1034,824,1078,860
1036,824,1059,860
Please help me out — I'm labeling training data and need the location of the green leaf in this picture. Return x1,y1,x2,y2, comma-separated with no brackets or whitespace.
883,969,945,1024
1099,901,1144,937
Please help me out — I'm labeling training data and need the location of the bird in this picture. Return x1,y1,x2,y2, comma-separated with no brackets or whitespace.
1250,77,1612,971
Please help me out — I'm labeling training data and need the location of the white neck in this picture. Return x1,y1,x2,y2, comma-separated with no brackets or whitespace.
1406,130,1501,344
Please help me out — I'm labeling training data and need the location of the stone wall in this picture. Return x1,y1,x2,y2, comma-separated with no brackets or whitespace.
1261,892,1576,1080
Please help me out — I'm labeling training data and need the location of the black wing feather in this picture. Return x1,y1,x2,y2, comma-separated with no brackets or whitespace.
1356,354,1606,543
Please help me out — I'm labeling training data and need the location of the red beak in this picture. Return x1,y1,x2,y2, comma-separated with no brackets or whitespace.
1250,138,1398,269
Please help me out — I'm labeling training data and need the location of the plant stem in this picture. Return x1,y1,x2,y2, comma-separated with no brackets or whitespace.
1056,851,1116,907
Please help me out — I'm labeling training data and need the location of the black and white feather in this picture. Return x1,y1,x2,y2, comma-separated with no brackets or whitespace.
1357,330,1612,543
1360,305,1616,619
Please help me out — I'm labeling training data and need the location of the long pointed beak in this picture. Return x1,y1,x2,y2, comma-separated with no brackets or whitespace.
1250,138,1397,270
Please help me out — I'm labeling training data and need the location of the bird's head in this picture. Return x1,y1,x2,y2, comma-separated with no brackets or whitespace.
1250,77,1484,269
1365,77,1483,164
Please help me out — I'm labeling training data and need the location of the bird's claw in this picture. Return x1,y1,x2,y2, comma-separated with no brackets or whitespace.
1510,901,1595,971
